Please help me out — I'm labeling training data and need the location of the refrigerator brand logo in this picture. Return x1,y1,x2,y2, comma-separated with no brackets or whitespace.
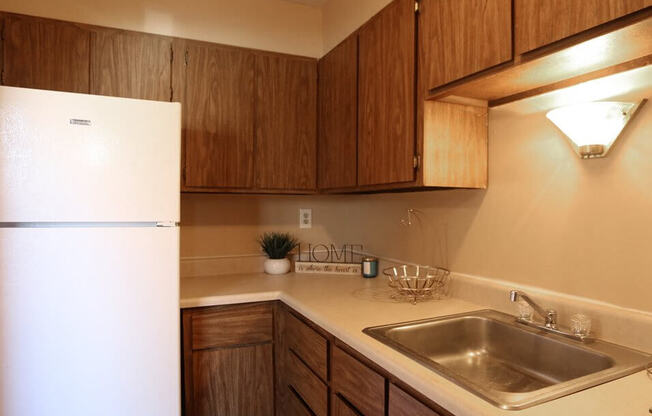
70,119,92,126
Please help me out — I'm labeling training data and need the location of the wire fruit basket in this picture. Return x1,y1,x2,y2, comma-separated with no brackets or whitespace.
383,264,450,304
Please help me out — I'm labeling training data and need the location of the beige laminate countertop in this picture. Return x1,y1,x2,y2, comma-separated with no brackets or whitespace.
180,272,652,416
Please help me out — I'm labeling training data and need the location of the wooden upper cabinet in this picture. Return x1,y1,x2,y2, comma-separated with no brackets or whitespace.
182,43,256,189
2,14,90,93
318,34,358,190
90,29,172,101
255,54,317,191
514,0,651,54
419,0,512,90
358,0,415,186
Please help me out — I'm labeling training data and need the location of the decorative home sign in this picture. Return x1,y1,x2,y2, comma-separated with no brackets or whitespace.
294,243,364,275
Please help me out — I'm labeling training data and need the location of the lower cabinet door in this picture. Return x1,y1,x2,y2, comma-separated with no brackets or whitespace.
191,343,274,416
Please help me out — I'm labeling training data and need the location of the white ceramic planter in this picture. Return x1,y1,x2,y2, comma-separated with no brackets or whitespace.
263,258,291,275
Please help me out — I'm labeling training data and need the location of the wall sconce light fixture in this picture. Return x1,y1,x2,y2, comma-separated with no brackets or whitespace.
546,100,646,159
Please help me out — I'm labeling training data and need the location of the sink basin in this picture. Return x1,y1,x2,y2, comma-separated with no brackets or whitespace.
363,310,651,410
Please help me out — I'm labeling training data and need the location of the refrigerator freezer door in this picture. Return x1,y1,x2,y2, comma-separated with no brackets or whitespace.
0,226,180,416
0,86,180,223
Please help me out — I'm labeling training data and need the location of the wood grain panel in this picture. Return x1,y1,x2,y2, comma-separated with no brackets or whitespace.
515,0,651,54
286,351,328,416
331,346,385,416
90,29,171,100
2,14,90,93
427,13,652,103
389,384,441,416
318,34,358,189
192,343,273,416
183,43,255,188
358,0,415,186
285,309,328,380
255,54,317,190
420,0,512,89
191,303,272,350
287,387,315,416
332,394,361,416
422,101,487,188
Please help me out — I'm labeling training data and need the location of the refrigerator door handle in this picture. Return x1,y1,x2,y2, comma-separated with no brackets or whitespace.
156,221,180,227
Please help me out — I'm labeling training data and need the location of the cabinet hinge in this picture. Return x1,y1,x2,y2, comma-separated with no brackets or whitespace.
413,154,421,169
414,0,420,13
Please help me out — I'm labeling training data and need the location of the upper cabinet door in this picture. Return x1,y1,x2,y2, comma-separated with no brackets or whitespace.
255,55,317,191
358,0,415,186
182,44,256,189
318,35,358,190
515,0,651,55
90,29,172,101
2,14,90,93
420,0,512,90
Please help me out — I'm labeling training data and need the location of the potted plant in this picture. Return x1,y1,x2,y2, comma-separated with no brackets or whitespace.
258,232,299,275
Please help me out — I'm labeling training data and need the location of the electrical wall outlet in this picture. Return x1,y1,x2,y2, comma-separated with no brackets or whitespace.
299,208,312,229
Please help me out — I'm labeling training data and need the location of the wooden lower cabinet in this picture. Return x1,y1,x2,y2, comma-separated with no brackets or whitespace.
331,346,385,416
332,394,362,416
191,344,274,416
182,303,274,416
389,384,441,416
286,387,315,416
183,302,451,416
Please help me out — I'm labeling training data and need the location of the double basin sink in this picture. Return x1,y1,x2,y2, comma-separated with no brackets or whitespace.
363,310,651,410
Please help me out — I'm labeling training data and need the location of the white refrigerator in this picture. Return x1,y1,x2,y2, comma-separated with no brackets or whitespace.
0,86,181,416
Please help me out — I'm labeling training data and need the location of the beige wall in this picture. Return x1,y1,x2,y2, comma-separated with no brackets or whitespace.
181,79,652,313
1,0,323,57
181,193,334,258
318,100,652,313
321,0,391,53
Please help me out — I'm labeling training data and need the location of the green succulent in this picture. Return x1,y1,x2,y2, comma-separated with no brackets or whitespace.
258,232,299,259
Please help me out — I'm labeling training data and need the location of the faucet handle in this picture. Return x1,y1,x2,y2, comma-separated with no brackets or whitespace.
545,309,558,329
570,314,592,336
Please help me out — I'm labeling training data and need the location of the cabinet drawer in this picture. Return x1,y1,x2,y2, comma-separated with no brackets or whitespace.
285,310,328,380
191,303,273,350
332,394,361,416
389,384,441,416
286,386,314,416
286,350,328,416
332,346,385,416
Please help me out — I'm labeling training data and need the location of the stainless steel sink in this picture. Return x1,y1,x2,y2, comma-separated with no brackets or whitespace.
363,310,651,410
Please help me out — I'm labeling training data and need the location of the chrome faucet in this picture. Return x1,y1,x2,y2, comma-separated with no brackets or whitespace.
509,290,592,342
510,290,558,329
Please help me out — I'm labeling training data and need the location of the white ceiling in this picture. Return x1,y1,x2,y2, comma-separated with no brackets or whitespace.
282,0,327,7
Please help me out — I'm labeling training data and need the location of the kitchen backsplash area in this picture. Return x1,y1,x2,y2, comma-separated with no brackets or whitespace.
181,95,652,315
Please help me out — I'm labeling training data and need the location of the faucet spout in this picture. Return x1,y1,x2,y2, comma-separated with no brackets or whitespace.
509,290,558,329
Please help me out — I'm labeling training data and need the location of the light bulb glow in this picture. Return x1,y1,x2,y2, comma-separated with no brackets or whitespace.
546,101,638,158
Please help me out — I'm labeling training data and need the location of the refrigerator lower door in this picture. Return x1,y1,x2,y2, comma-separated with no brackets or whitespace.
0,226,180,416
